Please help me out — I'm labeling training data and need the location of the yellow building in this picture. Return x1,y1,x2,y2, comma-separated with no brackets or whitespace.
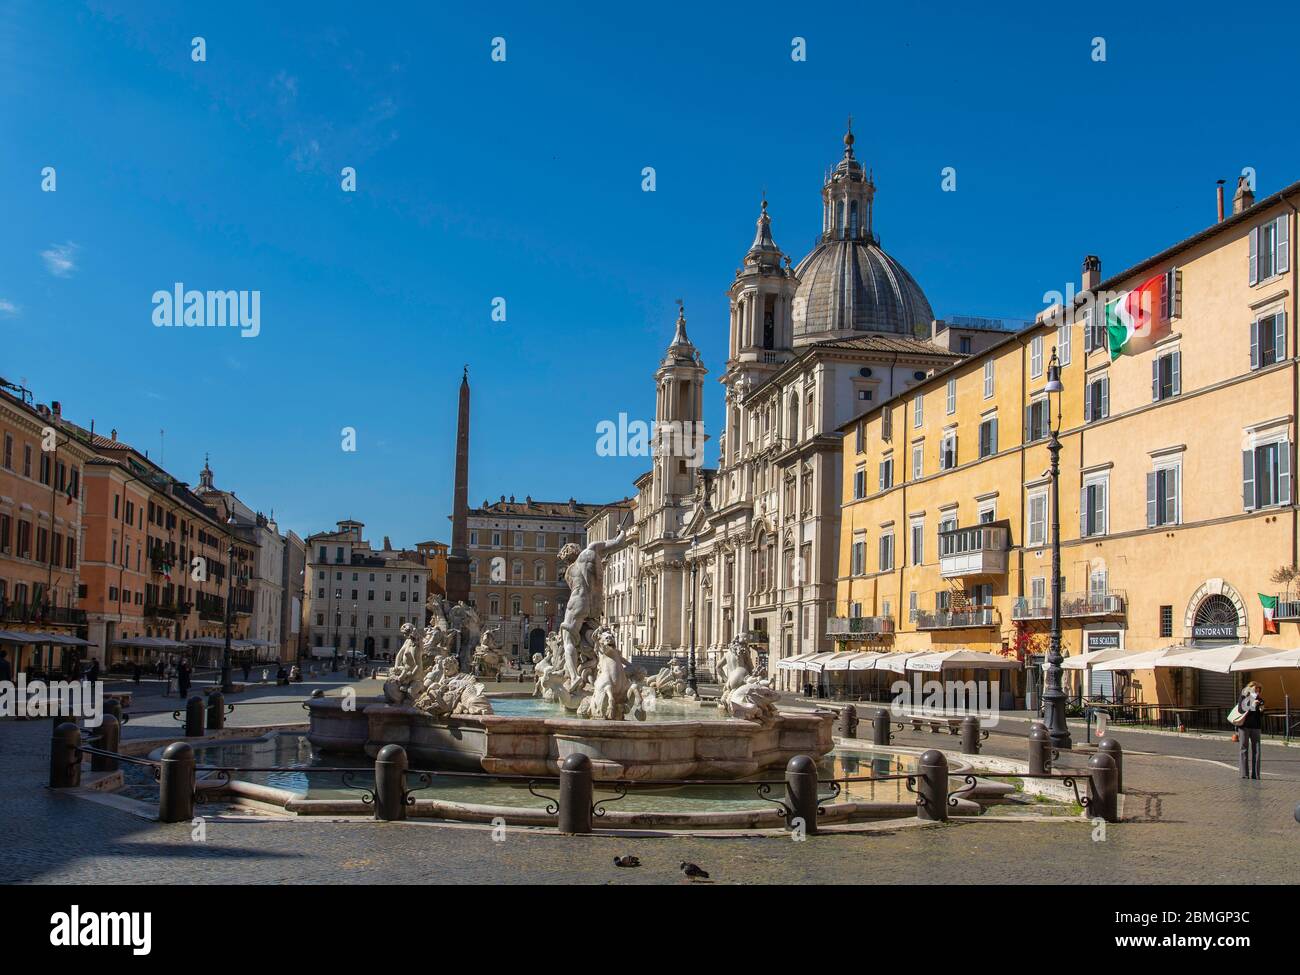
835,176,1300,716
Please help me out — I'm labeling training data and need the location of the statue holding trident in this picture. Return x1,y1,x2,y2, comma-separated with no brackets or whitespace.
558,520,628,685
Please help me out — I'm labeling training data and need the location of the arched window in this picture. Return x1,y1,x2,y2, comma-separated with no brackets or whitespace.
849,200,859,237
836,200,845,236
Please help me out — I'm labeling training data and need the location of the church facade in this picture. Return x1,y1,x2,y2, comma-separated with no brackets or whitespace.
593,130,965,686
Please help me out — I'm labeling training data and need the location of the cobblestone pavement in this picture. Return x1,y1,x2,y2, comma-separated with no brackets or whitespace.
3,679,1297,884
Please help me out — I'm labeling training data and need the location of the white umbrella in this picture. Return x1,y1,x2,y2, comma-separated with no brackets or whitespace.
822,652,870,671
871,651,928,673
1091,648,1172,672
1157,644,1281,674
1056,647,1134,671
802,652,841,673
776,651,819,671
848,651,890,671
1229,646,1300,671
908,649,1023,672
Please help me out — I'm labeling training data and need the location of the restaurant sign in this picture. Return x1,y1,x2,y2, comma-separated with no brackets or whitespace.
1087,632,1122,650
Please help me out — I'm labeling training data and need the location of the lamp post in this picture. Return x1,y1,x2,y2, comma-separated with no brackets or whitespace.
1042,348,1072,750
350,601,357,669
220,515,237,694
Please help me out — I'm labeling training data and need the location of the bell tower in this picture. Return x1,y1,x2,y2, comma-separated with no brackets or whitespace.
653,303,707,506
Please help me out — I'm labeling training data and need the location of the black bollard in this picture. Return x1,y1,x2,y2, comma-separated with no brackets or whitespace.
872,708,893,746
49,722,82,788
835,705,859,739
916,748,949,823
90,714,120,772
158,741,195,823
373,743,409,821
1097,737,1123,794
784,754,820,835
103,698,125,725
1087,751,1118,823
558,753,593,834
184,696,206,736
1028,724,1051,775
960,715,981,754
206,691,225,731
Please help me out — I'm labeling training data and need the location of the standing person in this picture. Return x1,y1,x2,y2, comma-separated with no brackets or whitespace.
87,658,100,684
1237,681,1265,779
177,658,191,699
132,662,142,685
0,649,11,684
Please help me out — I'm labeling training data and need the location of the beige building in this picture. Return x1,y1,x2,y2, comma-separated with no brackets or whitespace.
835,175,1300,714
585,500,638,656
466,496,612,659
304,520,427,660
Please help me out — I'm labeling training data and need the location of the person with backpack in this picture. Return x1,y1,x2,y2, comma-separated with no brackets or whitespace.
1234,681,1265,779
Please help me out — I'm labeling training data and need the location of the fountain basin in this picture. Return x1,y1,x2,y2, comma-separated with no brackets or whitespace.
306,696,834,780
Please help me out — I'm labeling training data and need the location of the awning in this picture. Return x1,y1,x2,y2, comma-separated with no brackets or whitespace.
1157,644,1281,674
112,636,188,650
1231,647,1300,671
1060,647,1132,670
0,630,96,646
822,652,872,671
848,651,890,671
1091,648,1172,672
775,652,819,671
802,652,841,673
908,649,1023,672
185,637,255,649
871,651,929,674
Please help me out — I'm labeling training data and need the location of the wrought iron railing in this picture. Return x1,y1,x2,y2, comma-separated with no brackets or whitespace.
1011,590,1127,621
827,615,895,636
914,607,1000,629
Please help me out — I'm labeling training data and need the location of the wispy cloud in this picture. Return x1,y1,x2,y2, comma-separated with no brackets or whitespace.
41,242,78,277
0,298,18,316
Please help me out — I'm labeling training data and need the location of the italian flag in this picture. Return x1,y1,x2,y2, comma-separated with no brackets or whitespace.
1260,594,1279,635
1105,273,1165,360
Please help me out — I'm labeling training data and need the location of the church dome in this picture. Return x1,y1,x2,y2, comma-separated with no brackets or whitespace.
790,127,934,342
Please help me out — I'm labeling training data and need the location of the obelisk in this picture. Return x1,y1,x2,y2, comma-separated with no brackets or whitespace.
445,366,471,605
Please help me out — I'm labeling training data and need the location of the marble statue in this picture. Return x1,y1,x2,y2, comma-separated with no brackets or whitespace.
720,675,779,724
577,625,633,720
381,608,495,717
716,631,778,723
383,623,423,704
646,657,688,699
472,626,508,681
414,654,493,717
558,528,626,684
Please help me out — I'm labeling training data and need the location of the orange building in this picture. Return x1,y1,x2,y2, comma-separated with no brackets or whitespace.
0,384,96,675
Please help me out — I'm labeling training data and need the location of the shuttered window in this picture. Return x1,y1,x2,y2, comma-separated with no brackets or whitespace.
1146,466,1180,527
1027,493,1047,547
1025,399,1050,443
1244,441,1292,510
983,359,995,398
979,417,998,458
946,378,956,414
1084,376,1109,422
1080,480,1108,537
1151,351,1181,401
878,458,893,491
878,534,894,572
1249,215,1290,285
1250,311,1287,370
940,432,958,470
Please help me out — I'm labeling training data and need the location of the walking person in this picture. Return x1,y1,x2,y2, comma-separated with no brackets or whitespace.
1236,681,1265,779
177,658,191,699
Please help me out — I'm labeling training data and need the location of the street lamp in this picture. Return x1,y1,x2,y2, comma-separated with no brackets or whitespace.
220,515,237,694
1041,348,1072,750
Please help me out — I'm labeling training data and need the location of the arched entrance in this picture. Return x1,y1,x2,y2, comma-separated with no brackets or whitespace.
528,627,547,657
1178,580,1249,706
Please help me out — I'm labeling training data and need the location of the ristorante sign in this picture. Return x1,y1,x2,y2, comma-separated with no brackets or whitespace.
1191,623,1238,641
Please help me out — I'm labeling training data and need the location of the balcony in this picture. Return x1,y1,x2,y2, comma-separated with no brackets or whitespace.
1011,590,1128,622
938,525,1008,579
1273,595,1300,621
144,601,183,619
828,616,895,638
0,602,87,625
914,607,1001,630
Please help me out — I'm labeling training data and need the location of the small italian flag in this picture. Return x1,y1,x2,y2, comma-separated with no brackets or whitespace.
1105,273,1166,360
1260,594,1279,635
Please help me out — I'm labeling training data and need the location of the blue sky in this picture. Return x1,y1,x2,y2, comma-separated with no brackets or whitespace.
3,1,1297,545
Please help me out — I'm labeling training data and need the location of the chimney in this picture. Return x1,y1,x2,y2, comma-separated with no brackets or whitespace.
1081,255,1101,292
1232,175,1255,215
51,401,61,417
1216,179,1226,222
110,428,117,442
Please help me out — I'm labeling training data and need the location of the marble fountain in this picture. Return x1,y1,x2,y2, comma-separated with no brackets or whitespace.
307,532,833,781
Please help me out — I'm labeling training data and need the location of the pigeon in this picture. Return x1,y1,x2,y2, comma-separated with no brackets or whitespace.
679,861,710,880
613,855,641,868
